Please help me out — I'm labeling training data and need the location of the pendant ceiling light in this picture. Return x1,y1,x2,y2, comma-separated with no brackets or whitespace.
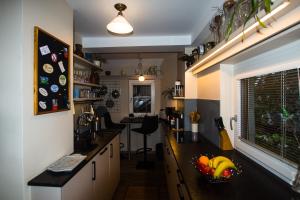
107,3,133,35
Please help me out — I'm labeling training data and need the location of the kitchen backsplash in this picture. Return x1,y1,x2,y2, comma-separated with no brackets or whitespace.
184,99,220,147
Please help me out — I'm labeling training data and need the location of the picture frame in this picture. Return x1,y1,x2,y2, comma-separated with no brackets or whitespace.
34,26,70,115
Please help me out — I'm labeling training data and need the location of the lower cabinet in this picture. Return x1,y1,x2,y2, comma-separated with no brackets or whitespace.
94,145,110,200
62,157,95,200
109,135,120,198
164,137,190,200
31,135,120,200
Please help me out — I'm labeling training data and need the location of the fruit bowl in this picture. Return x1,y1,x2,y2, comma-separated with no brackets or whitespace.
191,155,241,183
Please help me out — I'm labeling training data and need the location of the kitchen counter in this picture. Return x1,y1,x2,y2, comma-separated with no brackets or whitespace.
28,129,121,187
164,127,300,200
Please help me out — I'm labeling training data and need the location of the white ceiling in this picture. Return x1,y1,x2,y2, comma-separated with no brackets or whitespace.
66,0,224,52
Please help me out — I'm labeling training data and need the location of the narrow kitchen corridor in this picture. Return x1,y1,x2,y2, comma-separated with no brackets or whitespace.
113,153,168,200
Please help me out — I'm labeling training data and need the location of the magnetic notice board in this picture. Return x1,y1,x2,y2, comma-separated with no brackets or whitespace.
34,26,70,115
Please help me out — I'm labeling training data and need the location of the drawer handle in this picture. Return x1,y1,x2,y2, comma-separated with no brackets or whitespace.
177,184,184,200
177,169,184,184
92,161,96,181
100,147,108,155
110,144,113,158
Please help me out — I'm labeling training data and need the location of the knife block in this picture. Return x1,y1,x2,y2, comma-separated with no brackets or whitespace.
219,129,233,150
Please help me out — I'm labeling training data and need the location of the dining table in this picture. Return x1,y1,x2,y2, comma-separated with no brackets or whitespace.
120,116,144,160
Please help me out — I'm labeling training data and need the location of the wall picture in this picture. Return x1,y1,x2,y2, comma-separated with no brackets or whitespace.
34,26,70,115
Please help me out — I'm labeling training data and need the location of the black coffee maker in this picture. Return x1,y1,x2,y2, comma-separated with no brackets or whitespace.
74,112,96,151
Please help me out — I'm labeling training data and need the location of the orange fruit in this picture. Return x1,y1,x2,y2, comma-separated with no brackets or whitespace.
198,156,209,166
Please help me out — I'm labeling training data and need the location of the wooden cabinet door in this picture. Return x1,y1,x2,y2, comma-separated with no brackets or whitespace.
94,145,110,200
109,135,120,197
62,159,94,200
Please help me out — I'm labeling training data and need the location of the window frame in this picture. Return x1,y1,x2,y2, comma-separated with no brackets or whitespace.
234,61,299,185
129,80,155,116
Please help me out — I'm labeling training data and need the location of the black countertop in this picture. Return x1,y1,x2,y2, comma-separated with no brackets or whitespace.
164,128,300,200
28,129,120,187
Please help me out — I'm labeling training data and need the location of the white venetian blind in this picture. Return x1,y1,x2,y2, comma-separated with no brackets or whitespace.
240,68,300,164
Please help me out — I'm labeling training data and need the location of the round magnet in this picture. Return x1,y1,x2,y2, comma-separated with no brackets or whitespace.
43,64,54,74
63,48,68,59
51,53,58,63
39,101,47,110
59,75,66,86
50,84,59,93
40,76,49,85
39,88,48,96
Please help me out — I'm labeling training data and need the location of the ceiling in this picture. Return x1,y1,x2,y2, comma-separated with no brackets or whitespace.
67,0,224,53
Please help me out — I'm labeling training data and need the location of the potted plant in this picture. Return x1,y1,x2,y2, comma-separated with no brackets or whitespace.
162,87,174,100
225,0,272,40
189,112,200,133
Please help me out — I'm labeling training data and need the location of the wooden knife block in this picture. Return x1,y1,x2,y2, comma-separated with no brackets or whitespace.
219,130,233,150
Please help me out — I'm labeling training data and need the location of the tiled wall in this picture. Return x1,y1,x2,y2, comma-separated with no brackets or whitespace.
184,99,220,147
197,99,220,147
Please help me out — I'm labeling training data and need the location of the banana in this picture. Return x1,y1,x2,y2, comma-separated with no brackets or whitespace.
213,160,237,178
212,156,231,169
208,158,214,168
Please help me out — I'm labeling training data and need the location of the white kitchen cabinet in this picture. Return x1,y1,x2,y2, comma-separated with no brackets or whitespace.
164,137,190,200
94,145,110,200
62,158,94,200
30,134,120,200
109,135,120,198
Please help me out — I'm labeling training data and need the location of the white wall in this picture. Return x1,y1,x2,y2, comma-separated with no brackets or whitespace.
21,0,73,199
197,65,220,100
160,53,178,108
0,1,24,200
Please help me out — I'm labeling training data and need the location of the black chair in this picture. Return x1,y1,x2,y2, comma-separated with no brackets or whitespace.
132,115,158,169
103,112,126,130
95,106,126,157
95,106,126,130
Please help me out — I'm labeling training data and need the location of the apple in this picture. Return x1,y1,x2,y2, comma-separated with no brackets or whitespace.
198,163,211,174
209,168,215,176
222,169,232,178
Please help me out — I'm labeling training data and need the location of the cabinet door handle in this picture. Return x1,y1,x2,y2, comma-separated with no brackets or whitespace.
92,161,96,181
110,143,113,158
176,184,184,200
100,147,108,155
177,169,184,184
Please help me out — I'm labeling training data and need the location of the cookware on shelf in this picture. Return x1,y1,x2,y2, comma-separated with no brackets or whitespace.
111,89,120,99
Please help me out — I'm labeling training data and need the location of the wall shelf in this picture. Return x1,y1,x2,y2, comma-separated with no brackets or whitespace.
73,98,103,103
73,54,102,71
173,96,185,100
74,81,101,88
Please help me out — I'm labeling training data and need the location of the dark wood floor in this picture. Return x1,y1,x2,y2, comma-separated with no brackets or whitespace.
113,152,169,200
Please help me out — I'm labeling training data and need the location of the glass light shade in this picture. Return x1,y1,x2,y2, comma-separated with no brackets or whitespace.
107,14,133,34
138,75,145,82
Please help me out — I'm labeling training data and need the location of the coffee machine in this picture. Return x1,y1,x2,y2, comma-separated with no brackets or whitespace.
74,108,99,151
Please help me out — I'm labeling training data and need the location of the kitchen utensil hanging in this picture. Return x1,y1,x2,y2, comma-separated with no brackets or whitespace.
111,89,120,99
106,93,114,108
99,85,108,96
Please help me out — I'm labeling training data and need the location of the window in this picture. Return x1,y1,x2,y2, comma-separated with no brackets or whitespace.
129,80,155,115
240,68,300,164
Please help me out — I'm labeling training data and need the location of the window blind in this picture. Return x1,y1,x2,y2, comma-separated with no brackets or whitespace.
241,68,300,164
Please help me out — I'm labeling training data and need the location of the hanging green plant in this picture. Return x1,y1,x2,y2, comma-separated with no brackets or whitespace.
225,0,272,41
